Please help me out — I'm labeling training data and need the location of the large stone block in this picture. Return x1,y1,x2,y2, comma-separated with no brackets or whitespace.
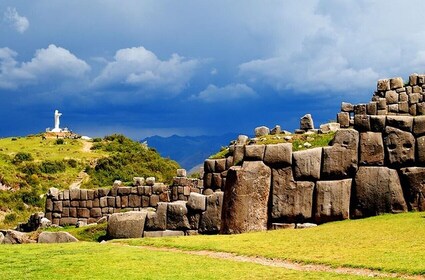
377,79,390,91
315,179,351,223
244,145,265,161
107,211,147,239
147,202,167,231
128,194,141,207
384,127,415,167
385,90,398,104
263,143,292,166
386,116,413,132
413,116,425,136
293,147,321,180
199,191,224,234
417,136,425,163
70,189,80,200
399,167,425,211
390,77,403,89
354,115,370,131
352,167,407,218
221,161,271,234
233,145,244,165
117,187,132,195
370,115,386,132
38,231,78,243
187,192,206,211
322,146,357,179
300,114,314,130
341,102,354,112
167,201,190,230
337,112,350,128
271,167,314,222
255,126,270,137
215,159,227,173
359,132,384,166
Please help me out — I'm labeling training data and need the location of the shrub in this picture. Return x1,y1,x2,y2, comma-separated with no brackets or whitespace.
20,162,41,175
55,138,64,145
4,213,17,223
13,152,33,164
40,160,66,174
67,159,78,168
93,138,102,142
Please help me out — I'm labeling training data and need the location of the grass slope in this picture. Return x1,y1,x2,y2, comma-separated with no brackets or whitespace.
116,212,425,275
0,243,395,280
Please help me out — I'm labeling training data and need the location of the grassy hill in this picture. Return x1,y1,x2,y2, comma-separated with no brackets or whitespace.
0,134,179,228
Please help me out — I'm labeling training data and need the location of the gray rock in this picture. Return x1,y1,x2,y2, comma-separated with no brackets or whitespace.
263,143,292,166
199,191,224,234
320,123,340,133
187,192,206,211
359,132,384,166
390,77,404,89
341,102,354,112
271,166,314,222
38,231,78,243
352,167,407,218
296,223,317,229
145,177,156,186
167,201,190,230
399,167,425,211
255,126,270,137
271,223,296,230
107,211,147,239
48,187,59,200
2,230,34,244
40,217,51,229
133,177,145,186
385,90,398,104
377,79,390,91
409,73,418,86
315,179,351,223
337,112,350,128
236,135,249,145
300,114,314,131
413,116,425,136
176,169,187,177
270,125,282,135
386,116,413,132
221,161,271,234
370,115,386,132
113,180,123,188
354,115,371,131
244,145,265,161
293,147,321,180
384,127,415,167
0,232,4,244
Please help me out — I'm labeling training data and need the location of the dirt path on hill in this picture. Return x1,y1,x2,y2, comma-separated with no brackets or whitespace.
82,141,93,152
125,245,424,279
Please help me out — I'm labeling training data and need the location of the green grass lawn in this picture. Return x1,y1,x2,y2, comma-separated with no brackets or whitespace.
115,212,425,275
0,242,397,280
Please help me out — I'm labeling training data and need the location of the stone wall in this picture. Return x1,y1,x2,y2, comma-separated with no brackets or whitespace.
204,74,425,234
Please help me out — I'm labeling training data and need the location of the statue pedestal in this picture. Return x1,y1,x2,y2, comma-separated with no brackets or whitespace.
51,128,62,133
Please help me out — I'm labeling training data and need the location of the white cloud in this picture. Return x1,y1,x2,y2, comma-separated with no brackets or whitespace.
92,46,200,95
0,44,90,89
4,7,29,33
191,83,257,103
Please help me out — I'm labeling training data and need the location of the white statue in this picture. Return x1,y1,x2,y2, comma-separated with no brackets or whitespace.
51,110,62,133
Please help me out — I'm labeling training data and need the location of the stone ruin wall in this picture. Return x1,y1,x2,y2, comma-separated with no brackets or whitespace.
44,73,425,236
44,175,224,236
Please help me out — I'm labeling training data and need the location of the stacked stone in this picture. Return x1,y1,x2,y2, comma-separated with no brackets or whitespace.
338,74,425,129
170,169,203,201
203,158,230,193
45,179,170,226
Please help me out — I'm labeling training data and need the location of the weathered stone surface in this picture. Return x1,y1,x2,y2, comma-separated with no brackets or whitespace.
145,177,156,186
263,143,292,166
352,167,407,218
417,136,425,163
133,177,145,186
300,114,314,130
48,187,59,200
354,115,370,131
390,77,403,89
399,167,425,211
367,102,377,115
2,230,35,244
244,145,265,161
107,211,147,239
384,127,415,166
255,126,270,137
359,132,384,166
187,192,206,211
413,116,425,136
320,123,340,133
377,79,390,91
386,116,413,132
204,159,216,173
315,179,351,223
293,148,321,180
385,90,398,104
215,159,227,173
59,217,78,226
378,98,387,109
270,125,282,135
167,201,190,230
370,115,386,132
399,92,408,102
409,73,418,86
199,191,224,234
117,187,131,195
337,112,350,128
398,101,409,113
354,104,367,115
233,145,244,165
38,231,78,243
221,161,271,234
145,202,167,231
296,223,318,229
271,167,314,222
236,134,249,145
70,188,80,200
271,223,296,230
341,102,354,112
77,208,90,218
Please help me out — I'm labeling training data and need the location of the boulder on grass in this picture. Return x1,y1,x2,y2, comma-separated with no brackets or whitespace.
38,231,78,243
107,211,147,239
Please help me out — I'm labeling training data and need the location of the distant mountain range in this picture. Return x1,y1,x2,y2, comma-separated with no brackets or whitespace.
142,133,239,171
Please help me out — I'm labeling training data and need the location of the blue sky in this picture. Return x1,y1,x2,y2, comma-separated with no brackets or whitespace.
2,1,425,139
